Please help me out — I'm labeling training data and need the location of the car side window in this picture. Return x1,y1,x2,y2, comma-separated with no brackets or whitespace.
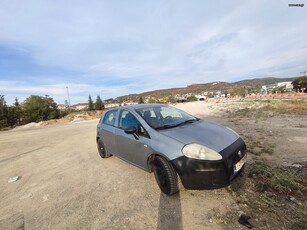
119,110,149,137
103,110,117,126
119,110,140,129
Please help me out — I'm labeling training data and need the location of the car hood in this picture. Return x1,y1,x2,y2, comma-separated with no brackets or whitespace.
159,120,239,153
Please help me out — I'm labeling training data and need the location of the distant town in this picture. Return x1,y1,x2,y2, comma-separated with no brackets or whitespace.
57,77,307,111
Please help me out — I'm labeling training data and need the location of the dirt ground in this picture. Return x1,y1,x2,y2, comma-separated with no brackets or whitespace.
175,101,307,166
0,101,306,229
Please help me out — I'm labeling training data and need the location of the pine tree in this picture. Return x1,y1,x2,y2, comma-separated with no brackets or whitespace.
0,95,8,128
138,96,144,104
14,97,22,124
95,96,104,110
88,94,94,110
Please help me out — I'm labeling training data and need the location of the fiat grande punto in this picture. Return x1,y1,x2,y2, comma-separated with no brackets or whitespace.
96,104,247,195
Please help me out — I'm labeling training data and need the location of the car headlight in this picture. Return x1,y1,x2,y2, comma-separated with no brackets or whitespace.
182,143,222,160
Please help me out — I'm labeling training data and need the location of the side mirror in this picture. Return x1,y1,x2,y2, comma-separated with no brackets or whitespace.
125,126,137,134
124,126,139,140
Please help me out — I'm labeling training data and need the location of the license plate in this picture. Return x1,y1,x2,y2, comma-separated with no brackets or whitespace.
234,154,247,173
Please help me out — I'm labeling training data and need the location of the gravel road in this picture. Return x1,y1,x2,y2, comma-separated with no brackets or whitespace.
0,110,241,230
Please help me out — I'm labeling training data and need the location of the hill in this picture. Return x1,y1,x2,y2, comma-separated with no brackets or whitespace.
115,77,297,102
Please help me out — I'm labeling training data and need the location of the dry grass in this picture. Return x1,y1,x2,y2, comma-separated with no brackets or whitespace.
227,161,307,229
251,161,307,229
228,100,307,119
225,99,307,229
250,161,305,193
242,135,275,156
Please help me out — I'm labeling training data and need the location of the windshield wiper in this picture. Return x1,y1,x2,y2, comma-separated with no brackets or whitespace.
155,124,177,130
156,118,199,130
175,118,199,127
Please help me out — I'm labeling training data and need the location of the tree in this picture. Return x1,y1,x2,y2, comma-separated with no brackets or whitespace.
230,87,246,97
0,95,8,128
247,87,261,95
13,97,22,125
95,96,104,110
0,96,23,128
207,93,214,98
148,98,156,103
22,95,60,123
292,76,307,93
168,96,177,103
138,96,144,104
187,95,197,102
88,94,94,110
272,86,286,94
6,106,18,127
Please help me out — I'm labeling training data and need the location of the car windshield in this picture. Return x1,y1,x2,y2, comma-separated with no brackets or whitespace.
136,105,199,129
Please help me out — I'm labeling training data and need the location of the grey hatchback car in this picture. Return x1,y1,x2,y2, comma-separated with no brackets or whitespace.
96,103,247,195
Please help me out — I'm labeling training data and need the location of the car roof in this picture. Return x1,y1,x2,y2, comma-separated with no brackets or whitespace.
112,103,168,111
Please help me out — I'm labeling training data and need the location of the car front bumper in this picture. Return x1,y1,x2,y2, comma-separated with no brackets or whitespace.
171,137,247,189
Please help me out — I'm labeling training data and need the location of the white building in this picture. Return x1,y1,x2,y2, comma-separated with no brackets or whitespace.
71,103,88,110
277,81,292,89
262,81,293,94
105,103,120,109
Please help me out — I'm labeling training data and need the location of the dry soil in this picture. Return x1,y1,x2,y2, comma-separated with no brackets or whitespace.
0,101,306,229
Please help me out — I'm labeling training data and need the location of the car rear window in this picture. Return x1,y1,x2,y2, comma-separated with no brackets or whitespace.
103,110,117,126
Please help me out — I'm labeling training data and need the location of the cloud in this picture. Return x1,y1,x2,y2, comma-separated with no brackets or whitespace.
0,0,306,104
0,80,150,105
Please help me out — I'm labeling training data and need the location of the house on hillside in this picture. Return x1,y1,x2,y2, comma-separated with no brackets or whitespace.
262,81,293,94
122,101,137,106
57,104,66,110
104,103,120,109
277,81,293,89
103,98,120,108
144,96,157,103
70,103,88,110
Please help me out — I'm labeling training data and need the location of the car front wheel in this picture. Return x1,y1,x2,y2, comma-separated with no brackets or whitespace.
97,139,111,158
152,156,179,195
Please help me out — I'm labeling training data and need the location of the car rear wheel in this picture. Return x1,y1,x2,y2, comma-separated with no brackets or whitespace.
97,139,111,158
152,156,179,195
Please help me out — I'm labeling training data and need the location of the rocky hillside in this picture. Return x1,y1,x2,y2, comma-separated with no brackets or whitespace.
115,77,296,102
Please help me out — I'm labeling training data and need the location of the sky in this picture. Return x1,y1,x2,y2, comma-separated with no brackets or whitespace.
0,0,306,105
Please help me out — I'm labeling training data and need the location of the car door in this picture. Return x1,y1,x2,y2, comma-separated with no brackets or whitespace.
98,109,118,155
115,109,151,170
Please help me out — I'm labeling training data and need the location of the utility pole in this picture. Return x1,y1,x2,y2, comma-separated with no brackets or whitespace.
66,86,71,108
300,71,307,76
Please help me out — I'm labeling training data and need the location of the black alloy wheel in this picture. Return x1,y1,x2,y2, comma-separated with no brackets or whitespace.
97,139,111,158
152,156,179,195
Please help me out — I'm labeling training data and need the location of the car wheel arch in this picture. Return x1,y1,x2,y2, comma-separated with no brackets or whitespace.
147,153,172,172
151,154,179,195
97,138,111,158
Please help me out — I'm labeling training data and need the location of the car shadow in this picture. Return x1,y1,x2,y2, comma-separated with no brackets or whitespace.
156,192,183,230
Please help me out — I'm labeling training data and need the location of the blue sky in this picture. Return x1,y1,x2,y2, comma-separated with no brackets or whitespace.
0,0,306,105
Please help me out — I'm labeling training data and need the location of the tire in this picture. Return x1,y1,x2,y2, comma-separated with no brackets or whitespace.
97,139,111,158
152,156,179,195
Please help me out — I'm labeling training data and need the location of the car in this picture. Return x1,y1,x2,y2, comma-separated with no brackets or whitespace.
96,103,247,195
